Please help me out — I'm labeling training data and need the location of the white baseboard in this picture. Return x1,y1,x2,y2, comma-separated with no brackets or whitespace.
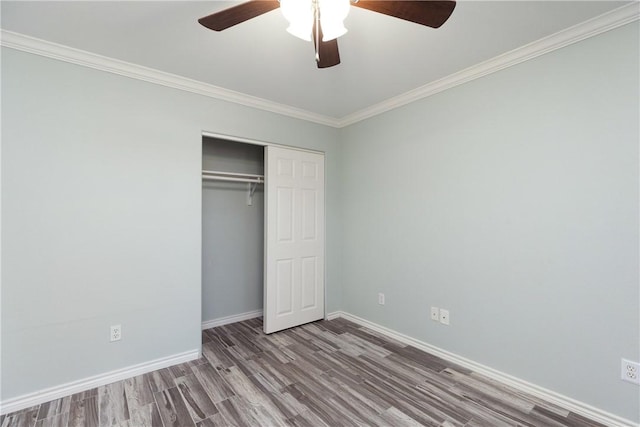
326,311,342,320
4,312,634,426
201,309,263,330
0,349,199,416
330,311,638,427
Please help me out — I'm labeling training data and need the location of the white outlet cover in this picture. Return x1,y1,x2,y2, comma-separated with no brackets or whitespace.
378,293,385,305
110,324,122,342
621,359,640,385
440,309,450,325
430,307,439,321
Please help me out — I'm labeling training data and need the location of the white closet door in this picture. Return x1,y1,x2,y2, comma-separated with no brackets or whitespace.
264,146,325,334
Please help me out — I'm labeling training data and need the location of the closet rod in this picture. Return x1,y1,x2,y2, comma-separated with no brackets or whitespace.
202,175,263,184
202,169,264,184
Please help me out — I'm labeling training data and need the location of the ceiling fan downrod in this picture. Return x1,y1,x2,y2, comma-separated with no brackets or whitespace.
314,0,320,63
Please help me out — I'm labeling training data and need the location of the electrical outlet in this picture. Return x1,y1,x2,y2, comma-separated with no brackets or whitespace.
439,309,450,325
430,307,439,322
378,293,385,305
621,359,640,385
110,324,122,342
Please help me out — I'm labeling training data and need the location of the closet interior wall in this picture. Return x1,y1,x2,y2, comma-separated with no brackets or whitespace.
202,137,265,323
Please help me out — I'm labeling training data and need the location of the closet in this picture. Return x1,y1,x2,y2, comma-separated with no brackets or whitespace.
202,135,325,334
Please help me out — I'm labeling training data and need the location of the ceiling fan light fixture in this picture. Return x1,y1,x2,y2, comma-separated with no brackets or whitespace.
198,0,457,69
320,21,347,41
280,0,314,41
286,22,313,41
319,0,350,41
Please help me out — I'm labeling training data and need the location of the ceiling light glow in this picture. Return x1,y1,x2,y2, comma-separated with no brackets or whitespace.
280,0,314,41
280,0,350,42
319,0,350,41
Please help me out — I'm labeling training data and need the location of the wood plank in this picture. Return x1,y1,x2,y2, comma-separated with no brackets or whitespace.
247,373,299,419
380,406,427,427
249,353,295,390
214,397,254,427
33,413,69,427
201,341,234,370
123,375,154,410
286,410,329,427
154,387,194,427
174,374,219,422
1,407,39,427
169,361,195,379
191,363,235,403
98,382,130,427
194,413,228,427
36,397,71,420
68,396,99,427
219,365,289,425
128,402,163,427
70,388,99,402
145,368,175,393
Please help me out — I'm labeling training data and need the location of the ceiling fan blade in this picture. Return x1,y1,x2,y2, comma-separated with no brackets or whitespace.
312,20,341,69
316,39,340,69
198,0,280,31
352,0,456,28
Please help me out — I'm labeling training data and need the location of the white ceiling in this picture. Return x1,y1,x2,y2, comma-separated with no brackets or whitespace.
0,1,631,120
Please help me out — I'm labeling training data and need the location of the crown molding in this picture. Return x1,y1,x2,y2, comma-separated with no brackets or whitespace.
337,2,640,128
0,30,342,128
1,2,638,130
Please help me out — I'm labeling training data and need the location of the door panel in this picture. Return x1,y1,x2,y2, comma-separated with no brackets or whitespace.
276,259,294,315
301,256,318,310
264,146,325,334
301,189,317,240
276,188,294,242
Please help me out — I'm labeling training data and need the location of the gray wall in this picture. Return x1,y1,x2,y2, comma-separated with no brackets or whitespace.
340,22,639,422
202,138,264,321
0,47,342,400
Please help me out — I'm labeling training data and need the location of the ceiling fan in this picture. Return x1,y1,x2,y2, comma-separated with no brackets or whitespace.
198,0,456,69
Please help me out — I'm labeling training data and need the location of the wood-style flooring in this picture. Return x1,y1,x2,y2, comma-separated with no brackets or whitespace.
1,317,606,427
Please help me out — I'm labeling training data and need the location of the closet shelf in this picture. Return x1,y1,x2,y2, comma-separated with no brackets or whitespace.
202,170,263,206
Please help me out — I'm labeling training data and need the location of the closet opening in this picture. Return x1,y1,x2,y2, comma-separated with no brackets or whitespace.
202,136,265,330
202,133,326,335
